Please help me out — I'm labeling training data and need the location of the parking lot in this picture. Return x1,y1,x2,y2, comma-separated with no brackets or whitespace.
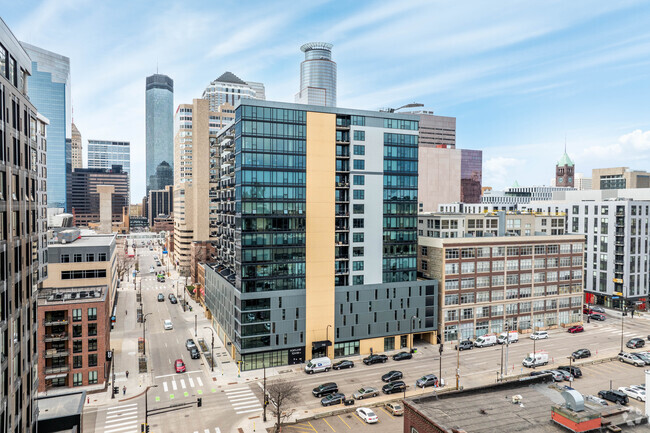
285,403,402,433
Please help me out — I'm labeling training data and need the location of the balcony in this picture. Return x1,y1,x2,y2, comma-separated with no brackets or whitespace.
44,332,68,342
44,349,69,358
43,318,68,326
335,182,350,189
45,365,70,374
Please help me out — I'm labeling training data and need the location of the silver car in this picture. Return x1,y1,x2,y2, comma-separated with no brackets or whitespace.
618,352,645,367
552,370,573,381
353,387,378,400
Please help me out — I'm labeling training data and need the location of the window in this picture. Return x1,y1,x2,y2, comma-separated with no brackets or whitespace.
353,130,365,141
445,263,458,275
89,371,98,384
88,354,97,367
73,340,82,353
353,159,365,170
353,219,364,228
353,190,365,200
73,356,82,369
72,309,82,322
353,232,364,242
73,373,83,387
88,323,97,336
98,253,107,261
384,336,394,351
353,204,364,214
88,308,97,321
353,175,365,185
353,145,365,155
353,247,364,257
351,116,365,126
353,275,364,285
61,254,70,263
353,261,364,271
73,253,83,262
444,294,459,305
88,339,98,352
85,253,95,262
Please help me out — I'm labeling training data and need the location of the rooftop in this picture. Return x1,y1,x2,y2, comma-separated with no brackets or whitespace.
36,391,85,420
557,151,574,167
212,71,248,86
49,233,115,248
38,285,107,306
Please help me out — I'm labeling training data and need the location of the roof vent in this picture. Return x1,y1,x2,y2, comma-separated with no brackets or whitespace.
561,389,584,411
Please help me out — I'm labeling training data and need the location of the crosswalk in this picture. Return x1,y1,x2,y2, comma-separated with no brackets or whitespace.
155,375,208,401
192,429,221,433
225,386,263,414
101,402,139,433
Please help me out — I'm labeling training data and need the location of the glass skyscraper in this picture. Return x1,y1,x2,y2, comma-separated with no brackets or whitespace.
87,139,131,175
295,42,337,107
146,74,174,192
21,42,71,209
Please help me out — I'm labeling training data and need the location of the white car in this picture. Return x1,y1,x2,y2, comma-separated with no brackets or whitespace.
618,386,646,402
630,385,646,392
164,319,173,330
530,331,549,340
356,407,378,424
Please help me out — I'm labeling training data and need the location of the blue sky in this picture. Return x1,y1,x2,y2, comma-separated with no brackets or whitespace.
4,0,650,201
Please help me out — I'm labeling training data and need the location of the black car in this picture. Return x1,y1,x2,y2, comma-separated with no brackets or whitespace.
392,351,412,361
320,393,345,406
363,354,388,365
312,383,338,397
558,365,582,378
168,293,174,300
627,338,645,349
572,348,591,360
382,380,406,394
190,347,200,359
333,360,354,370
598,389,628,405
157,293,165,302
456,340,473,351
381,370,403,382
169,296,178,304
530,370,552,377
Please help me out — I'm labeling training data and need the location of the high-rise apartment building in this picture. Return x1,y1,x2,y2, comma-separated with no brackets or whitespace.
201,72,265,111
69,122,82,170
592,167,650,190
147,185,173,227
1,19,48,432
21,41,71,209
87,139,130,176
295,42,337,107
555,151,575,188
203,99,437,370
67,166,129,227
146,74,174,192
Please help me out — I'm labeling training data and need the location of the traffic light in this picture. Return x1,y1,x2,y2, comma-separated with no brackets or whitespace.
113,386,119,395
146,426,150,433
197,397,202,407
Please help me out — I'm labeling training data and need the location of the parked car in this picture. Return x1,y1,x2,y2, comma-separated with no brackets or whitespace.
630,385,646,392
333,360,354,370
393,351,412,361
553,370,573,381
320,393,345,407
591,306,605,313
598,389,629,405
568,326,584,334
546,370,564,382
633,352,650,365
353,387,378,400
585,395,609,406
618,387,646,402
474,334,497,347
382,380,406,394
385,402,404,416
381,371,403,382
305,357,332,374
356,408,378,424
618,352,645,367
522,351,549,368
186,339,196,350
416,374,439,388
169,296,178,304
558,365,582,378
456,340,473,351
589,313,606,321
497,332,519,344
572,348,591,360
163,319,173,330
363,354,388,365
530,331,549,340
157,293,165,302
627,338,646,349
529,370,552,377
312,383,338,398
174,359,186,373
190,347,200,359
583,306,593,315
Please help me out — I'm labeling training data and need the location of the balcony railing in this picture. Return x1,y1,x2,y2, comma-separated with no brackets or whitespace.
45,365,70,374
44,350,69,358
44,332,68,342
43,319,68,326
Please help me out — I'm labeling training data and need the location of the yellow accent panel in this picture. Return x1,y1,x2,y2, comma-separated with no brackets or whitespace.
305,111,336,360
359,337,387,355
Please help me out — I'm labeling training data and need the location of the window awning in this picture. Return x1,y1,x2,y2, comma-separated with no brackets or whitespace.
312,340,332,350
45,373,68,379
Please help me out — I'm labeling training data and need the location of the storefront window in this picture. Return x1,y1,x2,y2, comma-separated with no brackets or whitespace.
334,340,359,357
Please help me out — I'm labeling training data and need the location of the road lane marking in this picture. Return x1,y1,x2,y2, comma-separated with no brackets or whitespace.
380,407,395,419
231,401,262,408
353,413,365,424
236,408,262,414
229,395,258,402
107,403,138,410
189,377,195,387
197,377,203,386
163,382,168,392
180,379,186,389
105,415,138,424
104,423,139,433
172,381,177,390
337,415,351,429
225,388,253,395
322,418,336,432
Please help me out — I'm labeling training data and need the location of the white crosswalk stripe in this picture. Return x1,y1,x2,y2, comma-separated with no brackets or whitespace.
181,379,187,389
197,377,203,387
163,381,168,392
225,386,262,414
189,377,195,387
172,380,177,390
102,403,139,433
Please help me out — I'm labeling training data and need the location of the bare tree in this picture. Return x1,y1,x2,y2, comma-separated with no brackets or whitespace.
116,244,135,281
260,379,300,432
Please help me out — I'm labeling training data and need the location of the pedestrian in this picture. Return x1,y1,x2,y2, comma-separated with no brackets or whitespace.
126,370,129,378
631,309,635,318
123,386,126,395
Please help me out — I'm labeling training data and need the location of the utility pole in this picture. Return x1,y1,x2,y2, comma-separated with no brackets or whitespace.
456,336,460,390
194,315,197,337
533,326,536,369
504,324,510,377
143,313,152,356
263,364,267,422
111,348,115,399
438,343,443,382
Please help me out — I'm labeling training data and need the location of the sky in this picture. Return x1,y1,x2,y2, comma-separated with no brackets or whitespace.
3,0,650,201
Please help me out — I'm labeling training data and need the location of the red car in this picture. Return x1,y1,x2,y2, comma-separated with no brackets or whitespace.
175,359,186,373
568,326,584,334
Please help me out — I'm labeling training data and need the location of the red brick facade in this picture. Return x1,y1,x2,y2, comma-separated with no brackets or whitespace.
404,401,449,433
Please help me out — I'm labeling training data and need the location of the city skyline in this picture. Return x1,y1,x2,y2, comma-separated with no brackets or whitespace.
4,1,650,201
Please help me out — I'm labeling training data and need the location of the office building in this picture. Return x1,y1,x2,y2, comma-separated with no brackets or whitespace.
481,184,575,208
69,122,82,170
295,42,337,107
146,74,174,192
67,166,129,227
418,211,566,239
173,99,219,273
1,19,48,431
21,41,71,209
147,185,173,227
555,151,575,187
418,147,482,213
412,111,456,148
87,139,130,176
204,99,437,371
527,188,650,309
418,235,584,342
201,72,265,111
592,167,650,190
39,229,117,391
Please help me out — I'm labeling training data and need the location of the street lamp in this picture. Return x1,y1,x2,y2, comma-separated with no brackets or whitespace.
410,316,420,352
144,384,158,426
203,327,215,372
143,313,152,356
620,286,626,353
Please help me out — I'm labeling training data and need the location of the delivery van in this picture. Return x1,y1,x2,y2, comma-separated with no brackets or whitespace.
305,357,332,374
474,334,497,347
497,331,519,344
522,351,549,368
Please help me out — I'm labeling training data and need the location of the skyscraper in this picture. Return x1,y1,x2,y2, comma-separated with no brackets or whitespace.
1,18,48,431
201,72,265,111
146,74,174,193
69,121,82,170
21,41,71,209
295,42,337,107
88,139,131,175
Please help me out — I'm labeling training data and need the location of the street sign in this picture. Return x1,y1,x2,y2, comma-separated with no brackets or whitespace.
613,292,623,296
613,278,623,284
612,296,619,299
163,250,168,254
